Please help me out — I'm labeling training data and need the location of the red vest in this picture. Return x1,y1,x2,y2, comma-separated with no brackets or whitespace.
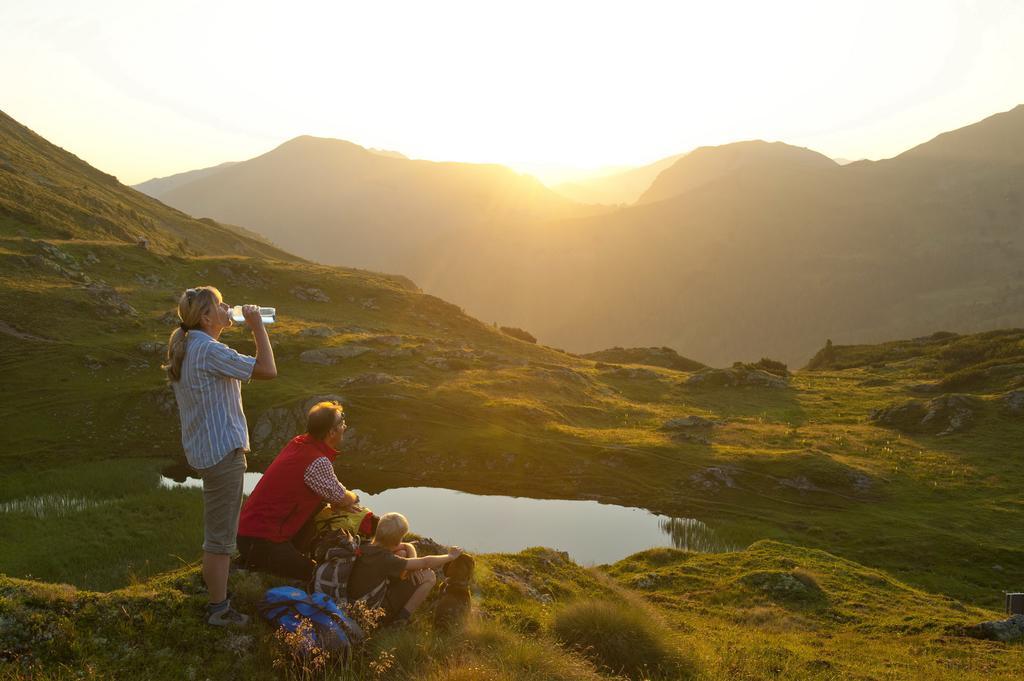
237,434,338,542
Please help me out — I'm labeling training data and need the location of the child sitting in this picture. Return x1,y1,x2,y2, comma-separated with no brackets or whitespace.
347,512,463,625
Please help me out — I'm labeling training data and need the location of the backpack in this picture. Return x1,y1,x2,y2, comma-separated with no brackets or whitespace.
308,529,390,611
313,506,379,539
309,528,360,605
259,586,364,668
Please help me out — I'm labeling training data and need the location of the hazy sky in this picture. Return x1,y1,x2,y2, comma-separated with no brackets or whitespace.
2,0,1022,185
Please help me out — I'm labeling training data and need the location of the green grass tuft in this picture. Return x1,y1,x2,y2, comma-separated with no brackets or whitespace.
551,599,698,680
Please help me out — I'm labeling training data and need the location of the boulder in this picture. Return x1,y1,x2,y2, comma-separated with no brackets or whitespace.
85,282,138,317
299,326,336,338
662,415,716,430
963,614,1024,642
338,373,400,387
136,341,167,355
662,416,716,444
298,346,373,365
740,570,824,605
368,335,403,346
251,393,344,455
689,466,739,491
1001,390,1024,415
151,385,177,416
776,475,826,493
424,356,451,370
217,264,267,289
290,286,330,302
869,394,980,436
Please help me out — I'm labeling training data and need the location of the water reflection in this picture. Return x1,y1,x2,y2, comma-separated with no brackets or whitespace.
659,517,740,553
0,494,112,519
159,472,743,564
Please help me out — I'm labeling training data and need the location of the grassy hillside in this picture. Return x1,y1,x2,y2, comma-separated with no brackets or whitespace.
3,541,1021,680
3,111,1024,678
0,112,296,261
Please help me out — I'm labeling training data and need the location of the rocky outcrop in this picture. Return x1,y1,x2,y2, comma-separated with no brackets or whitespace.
298,345,372,365
963,614,1024,642
250,393,344,455
216,263,267,289
85,283,138,317
661,416,716,444
685,367,787,389
869,394,980,436
299,326,336,338
136,341,167,355
740,570,824,604
663,416,716,430
368,335,403,346
606,366,661,380
689,466,740,491
150,385,177,416
1000,390,1024,415
338,373,400,387
290,286,330,302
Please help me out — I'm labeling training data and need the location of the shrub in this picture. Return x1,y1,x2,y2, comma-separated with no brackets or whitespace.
752,357,789,376
500,326,537,344
552,600,697,680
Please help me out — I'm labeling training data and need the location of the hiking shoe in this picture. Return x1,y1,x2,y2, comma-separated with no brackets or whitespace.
207,603,250,627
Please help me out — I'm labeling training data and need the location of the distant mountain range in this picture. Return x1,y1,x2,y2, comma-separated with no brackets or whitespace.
635,141,836,204
551,153,688,205
136,136,603,276
135,106,1024,365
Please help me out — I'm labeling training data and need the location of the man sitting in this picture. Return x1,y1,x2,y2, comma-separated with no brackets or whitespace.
236,400,358,580
347,512,463,625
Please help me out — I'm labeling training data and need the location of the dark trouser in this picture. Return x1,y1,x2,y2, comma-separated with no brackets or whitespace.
237,534,315,582
384,577,419,618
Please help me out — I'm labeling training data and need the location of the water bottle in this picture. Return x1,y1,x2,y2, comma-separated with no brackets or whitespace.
230,305,277,325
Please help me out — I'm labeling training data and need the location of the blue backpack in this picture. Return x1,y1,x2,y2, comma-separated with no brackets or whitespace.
259,586,365,667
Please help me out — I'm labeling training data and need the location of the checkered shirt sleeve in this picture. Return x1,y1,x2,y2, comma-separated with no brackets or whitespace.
303,456,349,504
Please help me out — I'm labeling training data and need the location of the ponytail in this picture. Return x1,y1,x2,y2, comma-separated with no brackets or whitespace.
164,327,188,382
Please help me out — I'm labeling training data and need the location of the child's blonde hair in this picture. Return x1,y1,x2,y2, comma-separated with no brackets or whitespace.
375,512,409,547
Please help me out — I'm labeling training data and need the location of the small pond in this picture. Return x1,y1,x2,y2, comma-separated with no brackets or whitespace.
159,473,740,564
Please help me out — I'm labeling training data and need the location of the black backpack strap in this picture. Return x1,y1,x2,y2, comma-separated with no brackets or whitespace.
356,580,388,610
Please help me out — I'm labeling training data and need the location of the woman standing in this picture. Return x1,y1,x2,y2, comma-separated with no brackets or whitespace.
164,286,277,626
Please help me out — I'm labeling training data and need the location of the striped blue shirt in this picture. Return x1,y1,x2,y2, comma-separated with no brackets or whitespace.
172,330,257,470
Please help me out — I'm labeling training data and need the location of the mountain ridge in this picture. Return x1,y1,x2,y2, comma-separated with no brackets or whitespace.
636,139,838,205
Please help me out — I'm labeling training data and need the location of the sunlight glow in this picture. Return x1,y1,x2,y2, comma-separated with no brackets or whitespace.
1,0,1022,184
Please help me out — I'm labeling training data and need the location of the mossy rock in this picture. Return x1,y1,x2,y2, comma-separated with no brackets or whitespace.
869,394,981,435
738,569,826,606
